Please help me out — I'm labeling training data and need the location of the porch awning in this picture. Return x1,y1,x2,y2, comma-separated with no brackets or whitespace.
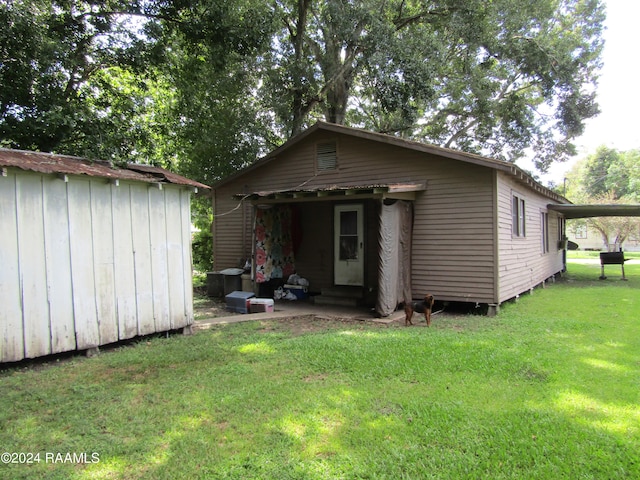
548,204,640,219
236,181,427,203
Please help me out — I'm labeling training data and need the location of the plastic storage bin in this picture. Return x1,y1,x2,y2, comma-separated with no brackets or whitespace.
249,298,275,313
284,284,308,300
220,268,244,295
206,272,224,297
225,291,255,313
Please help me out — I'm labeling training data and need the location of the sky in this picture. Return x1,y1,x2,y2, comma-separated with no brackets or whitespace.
517,0,640,185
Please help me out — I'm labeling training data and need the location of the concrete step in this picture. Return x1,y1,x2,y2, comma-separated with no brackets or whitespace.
320,286,363,299
313,295,360,307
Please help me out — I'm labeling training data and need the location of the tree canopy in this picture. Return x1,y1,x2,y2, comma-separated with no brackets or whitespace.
262,0,605,171
1,0,606,179
565,145,640,202
564,145,640,250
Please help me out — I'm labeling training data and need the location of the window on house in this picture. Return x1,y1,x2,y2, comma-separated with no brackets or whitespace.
512,194,526,237
574,222,588,239
558,217,565,241
317,142,337,171
557,216,566,250
542,212,549,253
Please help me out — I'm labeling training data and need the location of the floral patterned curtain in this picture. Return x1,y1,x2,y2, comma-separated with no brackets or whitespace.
255,206,296,283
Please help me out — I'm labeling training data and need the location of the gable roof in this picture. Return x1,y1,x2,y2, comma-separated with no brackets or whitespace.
214,121,567,203
0,148,210,190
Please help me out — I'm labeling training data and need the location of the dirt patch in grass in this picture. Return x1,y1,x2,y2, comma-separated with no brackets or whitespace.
255,315,382,336
193,295,240,319
193,294,491,335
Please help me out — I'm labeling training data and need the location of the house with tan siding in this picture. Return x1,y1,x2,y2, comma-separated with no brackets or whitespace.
212,122,569,316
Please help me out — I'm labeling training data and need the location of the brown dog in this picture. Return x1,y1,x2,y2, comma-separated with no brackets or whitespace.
404,294,435,327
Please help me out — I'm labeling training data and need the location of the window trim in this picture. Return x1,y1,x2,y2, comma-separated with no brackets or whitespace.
316,141,338,172
512,193,526,237
541,211,549,253
574,221,588,239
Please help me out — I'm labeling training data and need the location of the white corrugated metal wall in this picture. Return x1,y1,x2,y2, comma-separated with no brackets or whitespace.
0,170,194,362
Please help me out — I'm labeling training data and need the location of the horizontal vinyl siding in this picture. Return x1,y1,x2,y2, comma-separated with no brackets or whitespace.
212,193,252,271
497,172,564,303
411,169,496,303
214,139,317,272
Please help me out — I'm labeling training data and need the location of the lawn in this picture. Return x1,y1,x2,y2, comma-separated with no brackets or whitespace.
567,250,640,260
1,262,638,479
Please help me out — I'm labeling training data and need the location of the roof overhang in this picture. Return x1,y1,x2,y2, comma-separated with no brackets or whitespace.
548,204,640,219
236,181,427,204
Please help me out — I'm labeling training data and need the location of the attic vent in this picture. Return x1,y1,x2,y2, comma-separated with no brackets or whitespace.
317,142,337,171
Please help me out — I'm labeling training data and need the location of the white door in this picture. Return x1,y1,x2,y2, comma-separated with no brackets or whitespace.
334,204,364,286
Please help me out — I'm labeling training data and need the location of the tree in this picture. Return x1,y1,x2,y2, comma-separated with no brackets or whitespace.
1,0,276,273
0,0,274,167
0,0,151,157
586,193,638,251
146,12,275,185
582,146,640,200
564,146,640,251
262,0,605,171
3,0,606,173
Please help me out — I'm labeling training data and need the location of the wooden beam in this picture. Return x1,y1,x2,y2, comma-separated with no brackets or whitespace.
383,191,417,201
387,181,427,193
250,192,381,205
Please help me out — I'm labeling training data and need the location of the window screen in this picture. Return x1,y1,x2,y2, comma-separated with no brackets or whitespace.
317,142,337,171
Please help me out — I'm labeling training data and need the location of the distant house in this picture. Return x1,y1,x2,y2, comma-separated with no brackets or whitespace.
0,149,209,362
566,219,640,252
212,122,570,316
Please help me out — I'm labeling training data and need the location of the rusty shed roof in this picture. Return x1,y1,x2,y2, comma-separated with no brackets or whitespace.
0,148,210,190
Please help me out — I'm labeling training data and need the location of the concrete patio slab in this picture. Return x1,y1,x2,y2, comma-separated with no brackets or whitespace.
193,301,406,330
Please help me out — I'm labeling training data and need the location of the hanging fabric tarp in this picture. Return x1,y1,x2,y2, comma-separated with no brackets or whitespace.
376,200,413,316
255,206,296,283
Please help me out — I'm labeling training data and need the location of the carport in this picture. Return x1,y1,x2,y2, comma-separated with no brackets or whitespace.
548,202,640,280
547,204,640,219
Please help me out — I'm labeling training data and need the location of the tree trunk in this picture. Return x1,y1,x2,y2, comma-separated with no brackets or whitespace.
321,42,355,125
289,0,312,137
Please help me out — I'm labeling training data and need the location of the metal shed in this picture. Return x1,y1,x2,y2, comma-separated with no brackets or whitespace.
0,149,209,362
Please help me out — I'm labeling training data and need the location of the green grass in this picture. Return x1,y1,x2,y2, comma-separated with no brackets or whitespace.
1,263,639,479
567,249,640,260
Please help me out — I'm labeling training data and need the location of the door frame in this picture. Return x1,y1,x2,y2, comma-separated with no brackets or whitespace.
334,203,365,286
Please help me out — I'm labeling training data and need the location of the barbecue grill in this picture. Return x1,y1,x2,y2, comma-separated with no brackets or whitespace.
599,251,629,280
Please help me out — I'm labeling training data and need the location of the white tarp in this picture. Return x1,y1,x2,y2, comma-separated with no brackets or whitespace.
375,200,413,316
